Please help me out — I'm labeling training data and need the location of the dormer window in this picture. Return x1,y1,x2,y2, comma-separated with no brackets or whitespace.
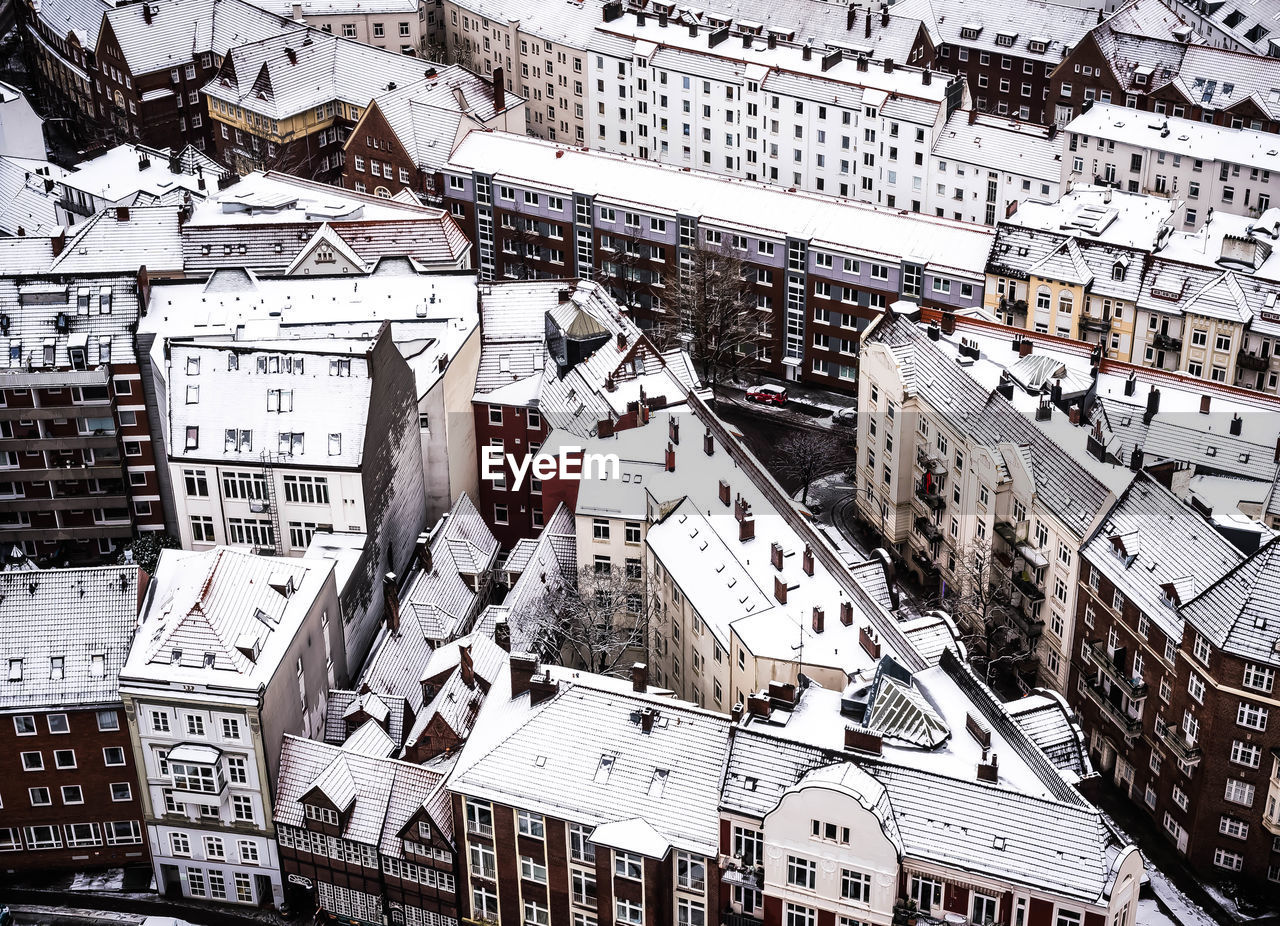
1028,39,1047,53
304,803,339,825
996,32,1016,46
99,337,111,364
960,23,982,39
418,821,431,840
185,426,199,450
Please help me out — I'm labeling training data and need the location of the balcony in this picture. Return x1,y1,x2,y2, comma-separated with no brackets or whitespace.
721,863,763,891
1012,570,1045,602
1087,640,1149,698
916,449,946,476
994,519,1019,547
1157,723,1202,764
1081,680,1143,737
914,516,943,544
1006,597,1045,640
1080,315,1112,333
1238,349,1271,372
912,549,941,575
915,484,946,512
723,915,765,926
1152,331,1182,352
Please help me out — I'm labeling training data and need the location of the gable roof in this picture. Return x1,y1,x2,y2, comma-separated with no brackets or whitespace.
101,0,298,76
1179,535,1280,663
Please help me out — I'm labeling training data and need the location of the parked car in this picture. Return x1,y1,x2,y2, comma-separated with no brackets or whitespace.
832,407,857,427
746,384,787,405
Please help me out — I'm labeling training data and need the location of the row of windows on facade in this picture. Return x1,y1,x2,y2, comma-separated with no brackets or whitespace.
0,820,142,852
181,427,342,456
168,830,263,865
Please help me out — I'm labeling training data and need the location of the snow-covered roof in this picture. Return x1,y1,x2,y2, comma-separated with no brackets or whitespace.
1180,535,1280,663
122,546,334,692
932,110,1062,182
448,682,732,857
103,0,297,76
1067,103,1280,170
0,566,141,710
894,0,1098,61
448,132,995,277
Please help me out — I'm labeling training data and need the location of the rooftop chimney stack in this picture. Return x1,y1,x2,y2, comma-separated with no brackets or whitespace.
669,415,679,444
383,572,401,635
840,600,853,626
631,662,648,693
459,644,475,688
665,441,675,471
812,606,825,634
802,544,814,576
704,427,714,456
746,693,771,719
492,67,506,111
510,652,538,699
494,621,511,652
771,541,784,571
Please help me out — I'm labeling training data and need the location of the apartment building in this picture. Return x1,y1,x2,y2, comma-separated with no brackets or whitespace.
50,144,229,225
1063,474,1280,892
0,268,165,565
443,130,991,389
984,189,1169,360
590,10,956,207
339,65,524,201
18,0,108,131
472,278,695,547
855,312,1115,692
275,734,459,925
1064,104,1280,220
447,649,1144,926
154,321,427,665
1052,0,1280,131
203,30,443,180
928,110,1062,224
120,546,346,907
278,0,433,55
0,565,147,870
543,401,958,714
896,0,1100,123
94,0,298,151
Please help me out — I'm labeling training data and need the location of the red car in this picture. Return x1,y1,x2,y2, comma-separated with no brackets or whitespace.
746,384,787,405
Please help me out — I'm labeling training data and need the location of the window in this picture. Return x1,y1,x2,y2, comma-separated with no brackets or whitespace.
227,756,247,784
186,714,205,736
47,714,68,734
1214,848,1243,871
222,717,240,740
517,810,545,838
616,851,644,880
593,518,610,540
1244,663,1275,693
677,852,706,891
570,823,595,862
111,782,132,801
14,715,35,736
786,904,817,926
521,856,548,883
232,794,255,823
1224,778,1256,807
466,801,493,836
617,900,644,925
1238,702,1268,731
54,749,75,769
1230,740,1261,768
21,751,43,771
60,785,83,805
787,855,816,890
841,868,871,902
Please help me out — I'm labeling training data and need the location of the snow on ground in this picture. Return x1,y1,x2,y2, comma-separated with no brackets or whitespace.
1139,897,1180,926
69,869,125,891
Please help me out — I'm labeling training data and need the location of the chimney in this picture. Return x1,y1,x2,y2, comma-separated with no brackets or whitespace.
383,572,401,635
740,515,755,542
658,11,667,26
865,11,872,37
859,625,880,659
746,693,771,719
770,541,783,570
617,331,628,350
1129,445,1144,472
143,3,152,23
1124,371,1137,396
639,707,656,732
492,67,506,111
116,206,130,222
845,726,883,754
940,310,956,335
840,600,853,626
731,702,744,722
51,229,66,257
768,32,777,49
510,652,538,699
802,544,814,576
1068,406,1081,425
881,4,889,25
802,44,813,61
847,5,856,30
968,107,978,125
1275,435,1280,464
922,68,932,85
719,479,730,506
415,531,432,572
558,287,572,303
459,645,475,688
812,606,825,634
291,1,302,18
665,441,675,471
631,662,648,692
1199,394,1210,415
688,23,698,37
494,621,511,652
773,575,788,604
636,11,646,26
669,415,679,444
1230,414,1242,436
768,681,796,707
977,753,999,782
883,57,894,73
1143,387,1161,425
704,427,714,456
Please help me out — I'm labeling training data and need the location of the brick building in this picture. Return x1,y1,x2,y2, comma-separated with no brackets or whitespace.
471,279,695,548
895,0,1100,122
1051,0,1280,131
0,565,147,870
1070,474,1280,893
93,0,299,151
0,267,165,565
443,131,991,391
339,65,524,201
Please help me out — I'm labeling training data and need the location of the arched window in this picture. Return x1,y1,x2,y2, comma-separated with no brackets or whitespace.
1058,290,1074,317
1036,285,1051,312
375,186,392,199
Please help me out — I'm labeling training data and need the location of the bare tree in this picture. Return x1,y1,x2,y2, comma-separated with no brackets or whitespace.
525,563,652,678
774,429,844,504
595,235,650,312
652,241,762,406
942,546,1037,688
